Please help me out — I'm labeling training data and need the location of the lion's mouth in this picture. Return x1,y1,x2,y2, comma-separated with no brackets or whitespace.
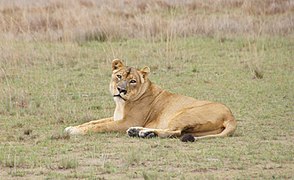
113,94,126,101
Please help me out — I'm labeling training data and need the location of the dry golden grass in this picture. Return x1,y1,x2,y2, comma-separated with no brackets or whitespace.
0,0,293,41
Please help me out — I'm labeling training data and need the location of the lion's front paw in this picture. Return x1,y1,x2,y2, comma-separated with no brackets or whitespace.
64,126,83,135
139,130,158,138
127,127,144,137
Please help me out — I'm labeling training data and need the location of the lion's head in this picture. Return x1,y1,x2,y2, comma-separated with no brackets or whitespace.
109,59,150,102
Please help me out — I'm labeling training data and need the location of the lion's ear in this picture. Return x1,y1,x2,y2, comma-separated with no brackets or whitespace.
112,59,124,71
140,66,150,79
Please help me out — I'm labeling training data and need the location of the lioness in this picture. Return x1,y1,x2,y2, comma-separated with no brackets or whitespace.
65,59,237,142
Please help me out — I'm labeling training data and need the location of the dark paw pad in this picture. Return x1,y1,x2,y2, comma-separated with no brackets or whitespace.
127,128,141,137
180,134,195,142
139,131,157,138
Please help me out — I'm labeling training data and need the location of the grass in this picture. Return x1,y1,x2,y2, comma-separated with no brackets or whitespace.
0,36,293,179
0,0,293,41
58,157,79,169
0,0,293,179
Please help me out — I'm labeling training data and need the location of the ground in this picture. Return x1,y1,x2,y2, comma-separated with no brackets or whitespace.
0,37,293,179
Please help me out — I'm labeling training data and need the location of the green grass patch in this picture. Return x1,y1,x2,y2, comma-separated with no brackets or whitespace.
0,36,293,179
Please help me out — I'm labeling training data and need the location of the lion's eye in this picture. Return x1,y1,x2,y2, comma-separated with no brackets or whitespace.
116,75,122,79
130,80,136,84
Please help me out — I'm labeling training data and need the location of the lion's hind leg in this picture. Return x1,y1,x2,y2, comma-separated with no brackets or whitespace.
194,118,237,140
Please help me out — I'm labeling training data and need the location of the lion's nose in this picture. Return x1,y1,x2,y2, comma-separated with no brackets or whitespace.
117,87,127,94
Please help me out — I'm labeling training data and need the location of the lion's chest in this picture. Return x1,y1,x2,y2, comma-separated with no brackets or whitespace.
113,97,125,121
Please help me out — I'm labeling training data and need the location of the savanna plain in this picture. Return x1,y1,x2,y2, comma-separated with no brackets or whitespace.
0,0,293,179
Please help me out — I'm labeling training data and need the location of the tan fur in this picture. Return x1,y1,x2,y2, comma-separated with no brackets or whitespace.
65,59,237,141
